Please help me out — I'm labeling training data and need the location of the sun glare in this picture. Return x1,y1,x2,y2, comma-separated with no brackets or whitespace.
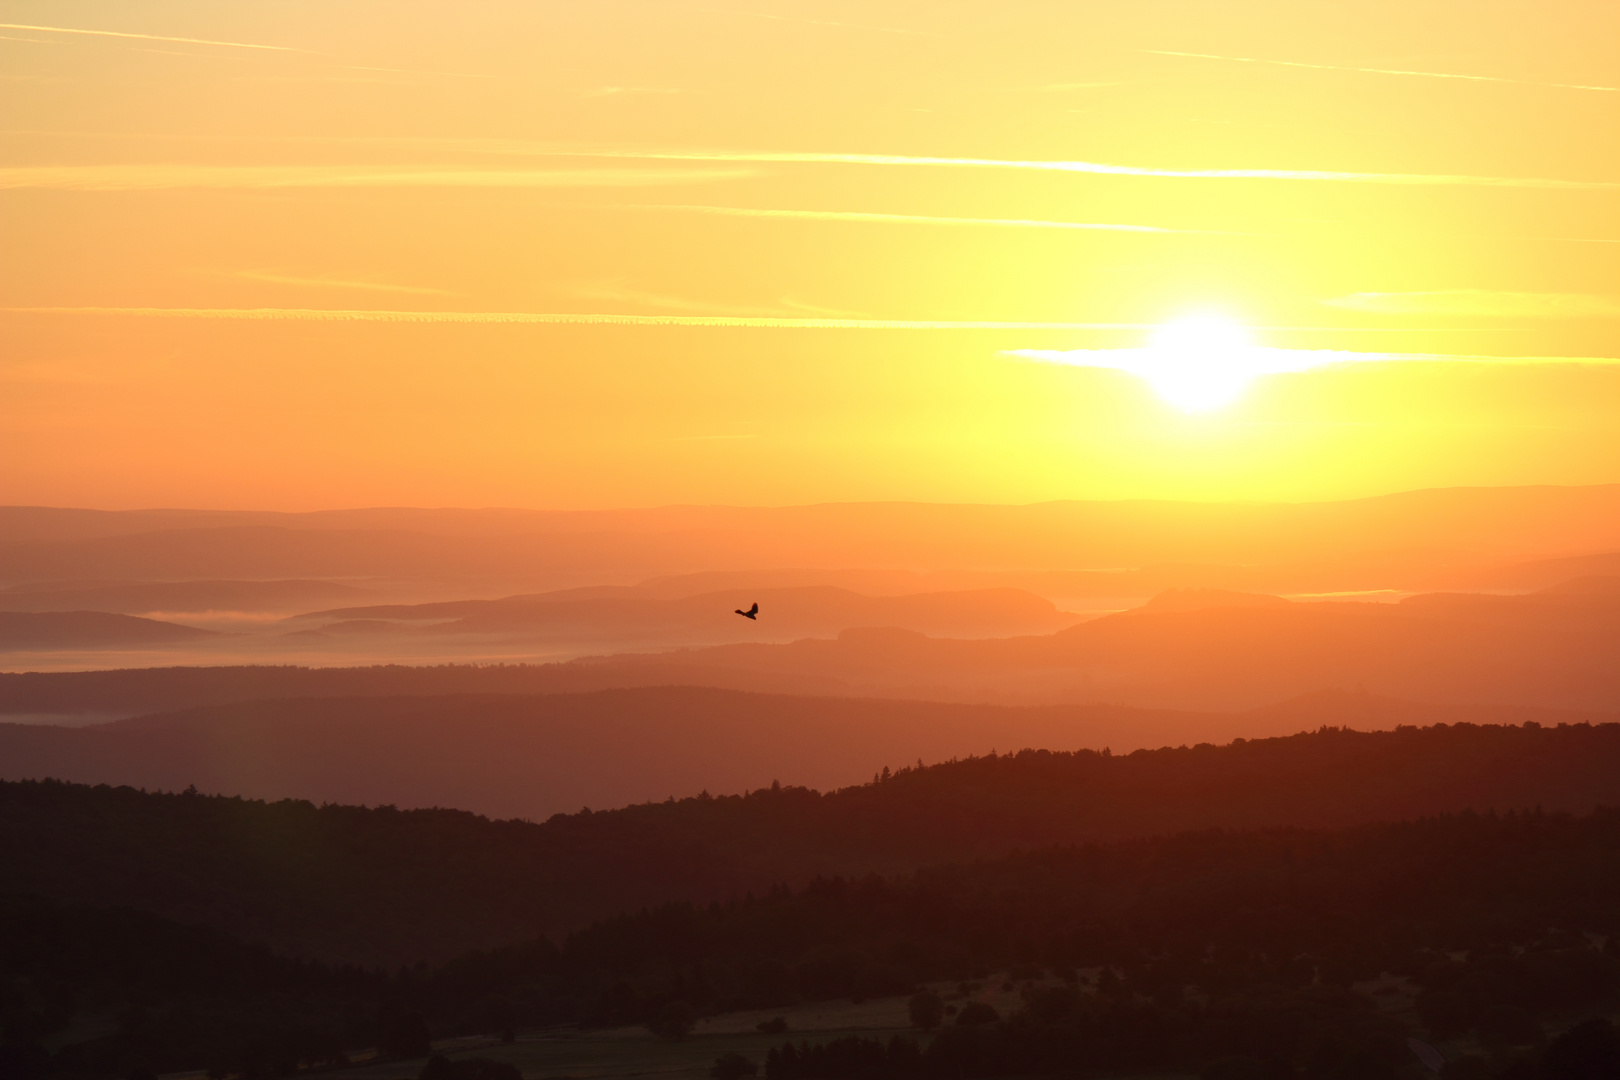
1141,314,1260,413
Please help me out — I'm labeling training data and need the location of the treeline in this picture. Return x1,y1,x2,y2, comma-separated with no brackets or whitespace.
757,1015,1620,1080
8,717,1620,965
365,807,1620,1077
519,808,1620,1033
0,894,389,1080
9,808,1620,1080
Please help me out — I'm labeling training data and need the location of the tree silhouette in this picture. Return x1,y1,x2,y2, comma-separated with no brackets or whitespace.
711,1052,759,1080
907,992,944,1032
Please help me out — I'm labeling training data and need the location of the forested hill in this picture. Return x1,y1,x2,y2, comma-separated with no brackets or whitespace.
13,808,1620,1080
6,718,1620,966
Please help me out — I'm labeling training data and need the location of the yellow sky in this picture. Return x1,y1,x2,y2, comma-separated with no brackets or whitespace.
1,0,1617,509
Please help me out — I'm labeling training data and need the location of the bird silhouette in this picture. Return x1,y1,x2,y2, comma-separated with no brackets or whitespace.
735,602,759,620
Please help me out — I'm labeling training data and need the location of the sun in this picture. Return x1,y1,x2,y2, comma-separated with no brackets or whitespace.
1139,314,1261,413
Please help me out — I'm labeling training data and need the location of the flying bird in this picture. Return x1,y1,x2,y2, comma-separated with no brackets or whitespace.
735,602,758,620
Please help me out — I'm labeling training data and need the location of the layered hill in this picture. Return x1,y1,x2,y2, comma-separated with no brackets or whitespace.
14,575,1620,718
555,578,1620,710
0,578,373,616
0,686,1606,821
7,718,1620,965
284,584,1078,647
0,610,216,649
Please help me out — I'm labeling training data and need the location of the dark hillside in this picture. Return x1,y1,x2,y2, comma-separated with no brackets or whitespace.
14,808,1620,1080
0,893,392,1080
3,683,1612,821
530,809,1620,1080
6,718,1620,965
546,806,1620,1021
0,689,1230,820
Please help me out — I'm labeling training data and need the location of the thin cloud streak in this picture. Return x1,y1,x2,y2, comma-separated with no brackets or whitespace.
628,203,1238,234
0,165,757,190
340,64,496,80
1325,290,1620,318
14,133,1613,189
580,86,682,98
233,271,457,297
551,146,1619,190
1006,347,1620,372
695,8,937,38
0,307,1148,330
0,21,296,51
1147,49,1620,94
997,82,1121,94
571,281,817,318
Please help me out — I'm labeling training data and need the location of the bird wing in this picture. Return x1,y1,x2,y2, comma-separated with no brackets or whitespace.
1408,1039,1445,1073
748,603,759,615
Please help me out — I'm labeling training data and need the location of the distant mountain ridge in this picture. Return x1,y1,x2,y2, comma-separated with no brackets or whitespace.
551,579,1620,710
8,485,1620,600
0,578,372,615
12,575,1620,714
284,584,1076,646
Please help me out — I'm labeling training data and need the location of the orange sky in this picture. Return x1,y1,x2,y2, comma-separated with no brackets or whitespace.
2,0,1617,510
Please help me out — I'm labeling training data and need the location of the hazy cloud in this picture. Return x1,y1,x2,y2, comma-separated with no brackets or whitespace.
0,164,758,190
1325,291,1620,318
340,64,496,80
1007,347,1620,371
32,134,1614,190
233,271,457,297
579,86,683,98
1147,49,1620,94
545,147,1620,190
0,21,296,51
624,203,1236,234
998,82,1121,94
572,282,864,319
0,307,1144,329
696,9,937,37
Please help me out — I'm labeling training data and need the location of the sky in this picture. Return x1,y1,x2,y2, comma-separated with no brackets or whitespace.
1,0,1617,510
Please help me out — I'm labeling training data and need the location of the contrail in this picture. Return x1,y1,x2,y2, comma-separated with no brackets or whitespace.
1146,49,1620,94
0,307,1151,330
0,21,296,51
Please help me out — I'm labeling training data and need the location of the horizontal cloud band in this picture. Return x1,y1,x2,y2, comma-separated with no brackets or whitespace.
0,166,758,191
0,307,1150,329
1325,290,1620,318
555,146,1619,190
0,21,294,50
1146,49,1620,94
627,203,1240,235
1005,347,1620,372
20,135,1614,191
